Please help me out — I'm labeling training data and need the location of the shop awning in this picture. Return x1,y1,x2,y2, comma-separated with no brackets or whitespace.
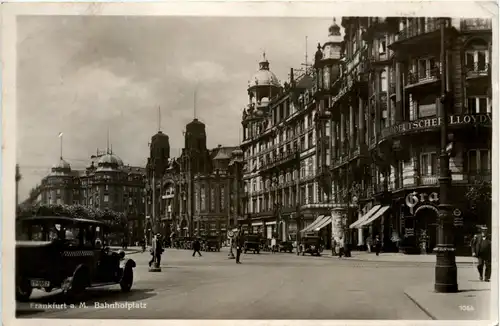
266,221,277,225
300,215,325,233
349,205,381,229
358,206,390,228
313,215,332,231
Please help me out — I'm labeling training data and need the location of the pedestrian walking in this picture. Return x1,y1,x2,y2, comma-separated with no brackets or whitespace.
366,236,372,253
235,228,245,264
192,238,202,257
149,234,164,267
331,238,337,256
271,237,277,254
471,226,491,282
374,235,381,256
337,236,344,258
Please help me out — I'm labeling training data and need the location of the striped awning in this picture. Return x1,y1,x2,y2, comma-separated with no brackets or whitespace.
300,215,325,233
314,215,332,231
349,205,381,229
358,206,390,228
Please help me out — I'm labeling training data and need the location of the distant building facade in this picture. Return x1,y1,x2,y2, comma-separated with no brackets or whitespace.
27,149,147,243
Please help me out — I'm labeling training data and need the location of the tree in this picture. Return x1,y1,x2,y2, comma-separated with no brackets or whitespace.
465,180,491,226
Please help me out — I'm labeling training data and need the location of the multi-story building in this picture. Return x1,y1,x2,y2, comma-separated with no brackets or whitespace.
160,118,245,239
240,47,337,242
30,149,147,243
330,17,492,254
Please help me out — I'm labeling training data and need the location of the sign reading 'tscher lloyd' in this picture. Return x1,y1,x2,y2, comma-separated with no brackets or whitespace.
381,113,492,138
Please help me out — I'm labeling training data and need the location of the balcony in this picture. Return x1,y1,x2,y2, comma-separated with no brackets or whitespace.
468,172,492,183
259,150,300,173
465,62,490,80
406,67,440,89
460,19,492,32
390,19,444,49
419,175,439,186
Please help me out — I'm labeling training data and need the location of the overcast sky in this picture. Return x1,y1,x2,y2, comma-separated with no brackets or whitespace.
17,15,337,200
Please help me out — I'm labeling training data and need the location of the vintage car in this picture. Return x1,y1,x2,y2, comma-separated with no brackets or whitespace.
244,234,261,254
15,216,136,302
202,236,220,252
298,235,323,256
278,241,294,253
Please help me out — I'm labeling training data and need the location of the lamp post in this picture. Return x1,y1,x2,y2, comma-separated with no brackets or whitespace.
434,17,458,293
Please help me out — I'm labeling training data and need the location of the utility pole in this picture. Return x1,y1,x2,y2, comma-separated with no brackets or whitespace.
434,17,458,293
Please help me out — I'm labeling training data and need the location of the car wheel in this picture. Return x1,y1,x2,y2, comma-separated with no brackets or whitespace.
120,268,133,292
16,279,32,302
302,252,305,256
257,250,260,254
66,271,87,301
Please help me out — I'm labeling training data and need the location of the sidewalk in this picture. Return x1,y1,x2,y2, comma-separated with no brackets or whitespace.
347,251,475,265
404,267,494,320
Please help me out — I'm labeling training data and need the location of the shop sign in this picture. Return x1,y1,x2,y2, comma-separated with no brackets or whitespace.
381,113,492,139
405,191,439,215
404,228,415,237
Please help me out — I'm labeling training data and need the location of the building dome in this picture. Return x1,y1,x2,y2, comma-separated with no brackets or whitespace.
97,153,124,167
325,18,343,44
249,54,281,89
53,158,71,170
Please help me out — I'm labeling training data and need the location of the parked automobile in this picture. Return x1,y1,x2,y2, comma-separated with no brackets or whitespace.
298,235,323,256
244,234,261,254
15,216,136,302
202,236,220,252
278,241,294,253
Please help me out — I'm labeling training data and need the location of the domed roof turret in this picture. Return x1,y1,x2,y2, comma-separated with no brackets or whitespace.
326,18,343,44
248,53,281,89
49,157,72,176
96,152,124,172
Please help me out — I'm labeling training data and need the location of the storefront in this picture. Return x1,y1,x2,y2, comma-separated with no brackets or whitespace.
397,188,470,255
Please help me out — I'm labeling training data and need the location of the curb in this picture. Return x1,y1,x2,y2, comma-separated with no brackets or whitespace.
344,258,474,265
404,290,438,320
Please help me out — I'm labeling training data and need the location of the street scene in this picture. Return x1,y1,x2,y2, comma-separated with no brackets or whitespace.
13,13,493,321
15,248,489,320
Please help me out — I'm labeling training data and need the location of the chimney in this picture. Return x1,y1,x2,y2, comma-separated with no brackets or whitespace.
290,68,294,84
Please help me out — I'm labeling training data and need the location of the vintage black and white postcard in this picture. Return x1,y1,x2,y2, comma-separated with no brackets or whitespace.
2,1,498,325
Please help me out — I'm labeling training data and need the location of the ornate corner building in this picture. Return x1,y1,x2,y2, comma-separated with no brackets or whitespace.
331,17,492,254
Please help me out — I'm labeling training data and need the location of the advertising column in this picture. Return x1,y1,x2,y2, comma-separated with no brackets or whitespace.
331,206,345,243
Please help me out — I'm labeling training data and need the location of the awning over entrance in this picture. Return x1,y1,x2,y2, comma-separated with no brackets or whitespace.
300,215,325,233
358,206,390,228
349,205,381,229
313,215,332,231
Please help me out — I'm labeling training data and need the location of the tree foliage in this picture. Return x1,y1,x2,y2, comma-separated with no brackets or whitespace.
465,180,492,211
17,203,128,232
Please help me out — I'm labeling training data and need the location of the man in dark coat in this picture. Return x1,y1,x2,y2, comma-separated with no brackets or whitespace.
235,228,245,264
149,234,164,267
472,226,491,282
192,238,202,257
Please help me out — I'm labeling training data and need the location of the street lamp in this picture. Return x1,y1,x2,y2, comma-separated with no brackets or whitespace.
434,17,458,293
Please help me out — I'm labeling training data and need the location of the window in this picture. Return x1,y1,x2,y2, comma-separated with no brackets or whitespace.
102,195,108,203
300,137,305,151
307,184,314,204
195,185,200,213
200,185,206,211
420,152,438,176
220,186,225,211
465,50,489,72
129,198,132,206
417,95,437,118
468,149,490,173
415,57,438,81
308,132,314,148
380,69,388,92
210,186,216,212
56,189,61,195
467,96,490,113
56,198,61,205
252,199,257,213
300,186,306,205
105,184,108,191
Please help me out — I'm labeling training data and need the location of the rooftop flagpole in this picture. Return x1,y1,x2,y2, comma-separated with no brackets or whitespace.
58,132,63,159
